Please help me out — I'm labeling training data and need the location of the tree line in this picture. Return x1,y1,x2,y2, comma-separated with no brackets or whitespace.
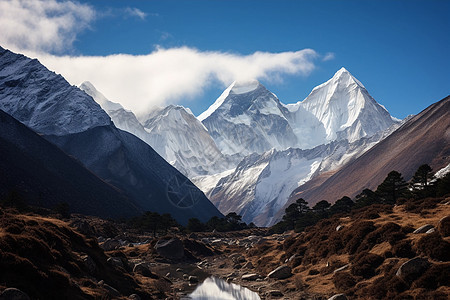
271,164,450,233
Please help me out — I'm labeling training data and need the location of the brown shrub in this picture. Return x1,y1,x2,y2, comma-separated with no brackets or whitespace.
332,272,356,293
365,268,408,299
404,197,443,213
412,263,450,289
352,204,393,220
308,268,320,275
319,259,346,275
343,221,376,254
350,251,384,279
356,222,405,253
415,232,450,261
392,240,416,258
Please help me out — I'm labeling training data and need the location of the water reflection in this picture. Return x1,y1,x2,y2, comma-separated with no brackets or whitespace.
186,276,261,300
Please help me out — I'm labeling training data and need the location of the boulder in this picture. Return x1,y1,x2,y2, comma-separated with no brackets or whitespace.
154,238,184,259
133,263,157,278
333,264,350,273
103,284,120,297
189,276,198,283
438,216,450,237
0,288,31,300
128,294,141,300
268,290,283,297
425,228,435,234
413,224,434,234
396,257,431,282
267,265,292,279
107,257,124,268
328,294,348,300
81,255,96,274
70,220,94,236
241,274,260,281
336,225,344,232
243,261,254,269
101,238,120,251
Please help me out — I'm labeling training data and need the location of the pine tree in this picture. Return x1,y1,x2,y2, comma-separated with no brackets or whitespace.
376,171,408,204
355,189,380,208
410,164,435,197
331,196,354,213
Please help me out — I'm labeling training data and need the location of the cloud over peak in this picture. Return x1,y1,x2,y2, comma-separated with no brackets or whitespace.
0,0,327,115
36,47,319,115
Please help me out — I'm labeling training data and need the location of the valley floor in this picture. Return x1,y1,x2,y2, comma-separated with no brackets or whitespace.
1,195,449,299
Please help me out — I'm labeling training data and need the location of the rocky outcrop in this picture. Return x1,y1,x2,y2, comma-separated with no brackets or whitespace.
328,294,348,300
413,224,434,234
267,265,292,279
154,238,184,259
101,238,121,251
241,274,260,281
438,216,450,236
396,257,431,282
0,288,31,300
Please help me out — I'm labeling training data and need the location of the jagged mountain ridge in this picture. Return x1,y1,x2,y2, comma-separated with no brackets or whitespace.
80,67,401,226
282,95,450,222
200,68,398,156
202,121,403,227
0,48,110,136
80,82,237,178
0,47,222,224
200,80,303,156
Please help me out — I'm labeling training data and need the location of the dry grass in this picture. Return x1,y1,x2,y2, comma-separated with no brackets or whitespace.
0,208,160,299
249,199,450,298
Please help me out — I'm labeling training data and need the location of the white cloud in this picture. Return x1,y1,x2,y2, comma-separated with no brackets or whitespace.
0,0,95,53
322,52,335,61
32,47,318,115
125,7,148,20
0,0,321,116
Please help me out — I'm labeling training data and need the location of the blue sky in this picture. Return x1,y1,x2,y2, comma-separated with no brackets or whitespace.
0,0,448,118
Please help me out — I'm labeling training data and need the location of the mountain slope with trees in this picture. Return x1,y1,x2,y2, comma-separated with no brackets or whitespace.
285,96,450,213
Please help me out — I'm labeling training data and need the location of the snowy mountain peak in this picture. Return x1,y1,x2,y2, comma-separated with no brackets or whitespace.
80,81,124,112
230,79,260,94
300,67,396,142
0,48,111,136
198,80,263,121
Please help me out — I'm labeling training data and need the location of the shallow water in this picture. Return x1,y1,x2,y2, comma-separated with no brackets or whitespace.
185,276,261,300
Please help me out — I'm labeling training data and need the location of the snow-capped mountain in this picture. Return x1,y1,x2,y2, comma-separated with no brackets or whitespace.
80,81,151,145
81,81,236,178
0,46,222,224
0,48,111,136
196,68,400,226
141,105,237,177
200,69,398,157
203,125,402,227
283,95,450,222
199,80,300,156
294,67,396,142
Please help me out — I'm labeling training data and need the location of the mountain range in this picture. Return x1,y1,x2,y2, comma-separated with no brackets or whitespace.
0,46,222,224
1,45,448,227
284,95,450,217
78,66,410,226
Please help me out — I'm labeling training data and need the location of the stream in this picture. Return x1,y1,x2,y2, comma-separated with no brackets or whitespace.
184,276,261,300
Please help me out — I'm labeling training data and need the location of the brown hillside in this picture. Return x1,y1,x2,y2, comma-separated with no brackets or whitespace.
0,208,164,299
246,197,450,299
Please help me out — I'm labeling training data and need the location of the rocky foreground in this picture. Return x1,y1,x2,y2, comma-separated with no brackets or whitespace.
0,196,449,299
